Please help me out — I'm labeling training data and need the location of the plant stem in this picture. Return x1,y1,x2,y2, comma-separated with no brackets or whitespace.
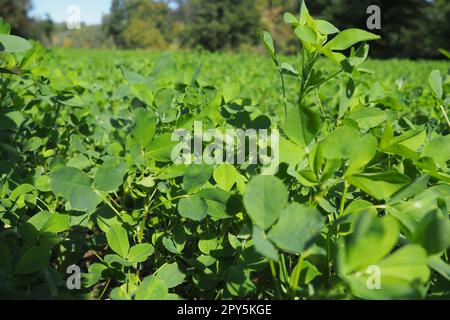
149,194,189,211
35,196,51,211
279,70,288,119
95,190,121,216
93,251,104,262
108,194,121,209
138,189,157,243
339,181,349,218
439,105,450,128
269,260,281,299
336,181,349,237
98,279,110,300
290,254,304,299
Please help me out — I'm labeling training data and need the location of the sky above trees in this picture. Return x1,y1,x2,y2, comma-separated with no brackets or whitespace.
30,0,112,25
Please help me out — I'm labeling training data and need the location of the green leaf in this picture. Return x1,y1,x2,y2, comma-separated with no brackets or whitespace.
84,263,108,288
144,133,178,163
349,43,370,66
388,186,447,238
412,210,450,255
338,77,354,117
298,260,321,285
178,195,208,221
252,226,278,261
316,20,339,35
428,69,443,99
155,262,186,288
134,276,168,300
344,200,377,216
268,204,324,254
381,126,426,159
346,245,429,300
155,88,176,123
0,18,11,35
67,154,91,170
422,135,450,170
197,188,231,220
155,88,174,109
279,138,306,165
137,176,155,188
58,95,84,107
183,164,213,193
105,254,133,267
70,185,101,212
320,126,360,159
132,108,156,148
260,31,276,60
343,213,399,274
280,62,299,77
15,246,51,275
162,237,183,254
348,107,386,130
391,130,427,151
428,256,450,281
347,172,411,200
325,28,380,51
345,134,378,175
0,34,32,52
110,285,132,300
243,175,288,230
226,267,256,297
438,48,450,59
294,25,318,44
198,236,218,255
40,213,71,233
213,164,240,191
298,0,309,25
94,157,128,192
9,183,35,201
127,243,154,263
27,211,52,231
283,12,298,25
150,52,177,81
283,104,320,148
389,175,430,205
106,224,130,258
50,167,91,200
35,175,51,192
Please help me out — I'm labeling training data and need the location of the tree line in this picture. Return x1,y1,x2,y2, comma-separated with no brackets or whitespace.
1,0,449,59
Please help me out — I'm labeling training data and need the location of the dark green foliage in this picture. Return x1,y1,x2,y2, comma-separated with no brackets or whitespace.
308,0,450,59
181,0,261,51
0,2,449,300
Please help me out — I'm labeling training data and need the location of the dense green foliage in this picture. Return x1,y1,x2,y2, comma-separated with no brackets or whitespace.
0,1,450,300
104,0,175,49
310,0,450,59
181,0,261,50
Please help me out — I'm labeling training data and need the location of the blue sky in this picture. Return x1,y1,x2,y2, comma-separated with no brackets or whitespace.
30,0,112,25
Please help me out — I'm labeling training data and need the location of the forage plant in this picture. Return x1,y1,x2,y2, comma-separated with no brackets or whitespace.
0,1,449,300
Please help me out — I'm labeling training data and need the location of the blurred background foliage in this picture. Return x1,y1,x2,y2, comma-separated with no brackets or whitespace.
0,0,449,59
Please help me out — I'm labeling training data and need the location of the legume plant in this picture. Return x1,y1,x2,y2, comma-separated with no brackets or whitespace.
0,1,449,300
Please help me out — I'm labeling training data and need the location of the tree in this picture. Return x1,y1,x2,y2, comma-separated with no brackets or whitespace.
307,0,448,59
103,0,128,48
182,0,261,51
424,0,450,57
256,0,300,53
122,0,172,49
103,0,175,49
0,0,34,38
